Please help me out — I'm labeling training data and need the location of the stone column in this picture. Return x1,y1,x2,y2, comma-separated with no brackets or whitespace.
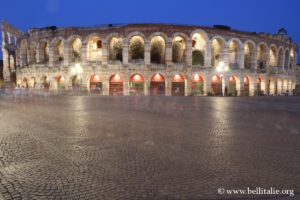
2,48,10,82
165,75,171,96
185,39,192,66
102,75,109,95
239,47,245,69
102,41,108,65
165,40,172,65
124,80,129,95
63,42,70,67
185,78,191,96
144,79,150,96
238,75,244,96
223,43,230,67
49,46,54,67
81,42,87,64
122,41,129,65
205,43,212,67
144,41,151,65
252,49,258,69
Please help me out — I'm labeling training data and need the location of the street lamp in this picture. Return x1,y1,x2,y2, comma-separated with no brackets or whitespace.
216,61,229,96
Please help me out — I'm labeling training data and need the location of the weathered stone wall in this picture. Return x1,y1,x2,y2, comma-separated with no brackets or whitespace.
1,22,298,96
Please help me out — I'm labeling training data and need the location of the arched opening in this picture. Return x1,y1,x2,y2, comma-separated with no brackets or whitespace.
54,40,64,62
269,46,277,67
278,48,284,68
90,75,102,94
10,72,16,84
284,50,289,70
151,36,165,64
41,76,50,89
277,79,282,95
70,38,82,62
283,79,288,93
71,75,82,89
109,74,123,95
150,73,165,95
228,76,237,96
244,76,250,96
172,74,185,96
229,41,239,68
44,42,49,62
20,40,28,66
29,43,37,64
267,78,276,95
244,43,254,69
257,77,263,96
257,44,268,71
192,33,206,66
29,77,36,88
211,38,224,67
191,74,204,95
22,78,28,88
56,75,65,90
87,36,102,62
109,37,123,61
289,49,295,69
129,74,144,96
129,36,144,61
211,75,222,96
172,36,186,63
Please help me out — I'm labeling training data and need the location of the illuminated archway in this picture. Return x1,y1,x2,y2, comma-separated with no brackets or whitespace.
211,38,224,67
87,36,102,61
228,76,237,96
172,74,185,96
192,33,206,65
269,46,277,67
129,74,145,95
150,73,165,95
257,44,268,71
172,36,186,63
109,37,123,61
244,76,250,96
41,75,50,89
129,36,144,61
109,74,123,95
71,75,82,89
257,77,263,95
191,74,204,95
150,36,165,64
70,38,82,62
56,75,65,90
90,75,102,94
22,78,29,88
277,79,282,95
211,75,222,96
244,42,254,69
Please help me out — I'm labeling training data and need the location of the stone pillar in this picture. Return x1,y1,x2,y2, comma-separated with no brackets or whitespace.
249,75,257,96
49,46,54,67
223,43,230,67
186,39,192,66
122,41,129,65
144,79,150,96
2,48,10,82
205,43,212,67
144,41,151,65
239,47,245,69
222,75,228,96
238,75,244,96
185,78,191,96
252,49,258,69
81,42,87,64
205,74,212,95
165,75,171,96
102,42,108,65
102,79,109,95
63,42,70,67
165,40,172,65
124,80,129,95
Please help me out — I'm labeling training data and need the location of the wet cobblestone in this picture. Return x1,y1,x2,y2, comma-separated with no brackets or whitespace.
0,95,299,199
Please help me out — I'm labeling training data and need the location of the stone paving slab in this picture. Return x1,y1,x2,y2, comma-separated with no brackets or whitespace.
0,95,299,199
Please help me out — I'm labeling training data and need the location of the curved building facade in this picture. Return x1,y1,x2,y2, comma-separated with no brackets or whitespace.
1,22,298,96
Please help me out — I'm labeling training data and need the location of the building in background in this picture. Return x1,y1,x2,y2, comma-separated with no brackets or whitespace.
1,21,298,96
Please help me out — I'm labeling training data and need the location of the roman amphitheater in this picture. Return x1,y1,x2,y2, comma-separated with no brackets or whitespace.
1,22,298,96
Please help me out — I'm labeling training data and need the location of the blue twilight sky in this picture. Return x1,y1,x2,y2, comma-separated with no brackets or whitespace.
0,0,299,63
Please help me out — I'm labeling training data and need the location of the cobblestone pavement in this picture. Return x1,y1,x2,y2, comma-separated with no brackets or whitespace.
0,94,299,200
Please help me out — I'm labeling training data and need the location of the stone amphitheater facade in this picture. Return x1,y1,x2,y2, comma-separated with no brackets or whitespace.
1,21,298,96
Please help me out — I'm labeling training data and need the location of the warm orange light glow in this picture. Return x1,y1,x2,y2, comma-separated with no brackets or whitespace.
91,74,101,82
212,75,219,82
172,74,184,82
244,77,249,83
110,74,123,82
151,73,165,82
131,74,144,82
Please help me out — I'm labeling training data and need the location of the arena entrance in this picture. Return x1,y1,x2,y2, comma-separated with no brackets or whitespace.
191,74,204,95
129,74,144,96
228,76,237,96
56,76,65,90
150,73,165,96
72,75,83,90
172,74,185,96
41,76,50,89
211,75,222,96
90,75,102,94
244,76,250,96
109,74,123,96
